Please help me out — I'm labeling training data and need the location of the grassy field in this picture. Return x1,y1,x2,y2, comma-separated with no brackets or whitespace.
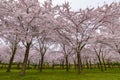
0,68,120,80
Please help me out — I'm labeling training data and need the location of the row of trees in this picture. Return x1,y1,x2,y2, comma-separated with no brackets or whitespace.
0,44,119,70
0,0,120,75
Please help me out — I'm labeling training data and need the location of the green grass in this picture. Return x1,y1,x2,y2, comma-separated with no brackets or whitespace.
0,68,120,80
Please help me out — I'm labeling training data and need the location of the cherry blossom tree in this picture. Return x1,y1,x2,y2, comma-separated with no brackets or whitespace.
95,3,120,67
0,0,57,75
55,2,107,74
0,0,21,72
0,0,120,75
91,43,107,71
60,43,73,72
7,0,41,75
34,33,54,72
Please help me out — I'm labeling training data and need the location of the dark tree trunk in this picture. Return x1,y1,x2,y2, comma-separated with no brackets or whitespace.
89,60,92,69
33,64,37,69
102,58,107,70
27,60,30,69
6,47,17,72
96,54,103,71
46,63,49,69
117,62,120,69
86,59,89,69
52,61,55,70
107,60,111,68
17,62,21,69
73,60,77,69
20,43,31,75
1,63,4,69
60,60,64,69
39,55,44,72
62,60,64,69
98,57,103,71
97,63,100,69
77,52,82,74
65,56,69,72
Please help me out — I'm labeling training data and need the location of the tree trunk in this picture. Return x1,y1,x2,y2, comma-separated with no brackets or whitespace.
20,43,31,75
98,57,103,71
77,52,82,74
27,60,30,69
52,61,55,70
62,60,64,69
73,59,77,69
86,59,89,69
65,56,69,72
89,60,92,69
39,55,44,72
33,64,37,69
107,60,111,68
1,63,4,69
102,58,107,70
17,62,21,69
6,47,17,72
97,63,100,69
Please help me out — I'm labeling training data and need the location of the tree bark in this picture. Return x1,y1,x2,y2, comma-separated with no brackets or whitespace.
102,58,107,70
86,59,89,69
77,52,82,74
27,60,30,69
17,62,21,69
65,56,69,72
20,43,31,75
39,55,44,72
52,61,55,70
97,56,103,71
6,47,17,72
73,59,77,69
89,60,92,69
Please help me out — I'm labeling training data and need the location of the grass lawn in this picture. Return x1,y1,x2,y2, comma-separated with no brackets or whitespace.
0,68,120,80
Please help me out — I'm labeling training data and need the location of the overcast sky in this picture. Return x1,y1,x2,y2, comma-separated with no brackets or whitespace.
41,0,120,10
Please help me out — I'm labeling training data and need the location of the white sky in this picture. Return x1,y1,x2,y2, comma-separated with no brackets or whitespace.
41,0,120,10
